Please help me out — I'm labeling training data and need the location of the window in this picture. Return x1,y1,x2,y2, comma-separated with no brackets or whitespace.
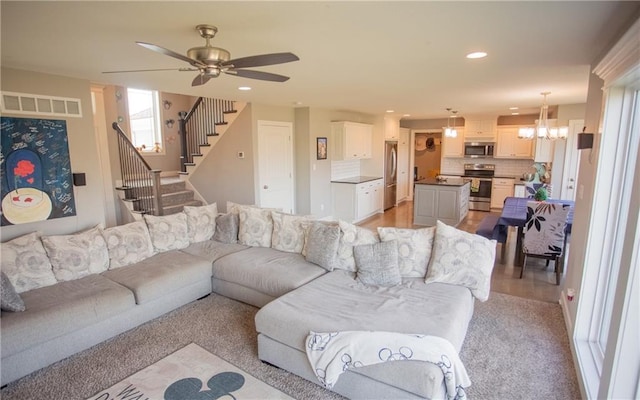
127,88,163,153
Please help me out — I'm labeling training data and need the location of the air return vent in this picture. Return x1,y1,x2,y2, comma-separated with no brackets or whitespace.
1,91,82,118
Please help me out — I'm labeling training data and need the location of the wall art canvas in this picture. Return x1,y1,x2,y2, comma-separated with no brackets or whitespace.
1,117,76,226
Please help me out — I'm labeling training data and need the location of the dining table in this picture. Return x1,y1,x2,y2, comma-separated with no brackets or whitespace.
497,197,575,266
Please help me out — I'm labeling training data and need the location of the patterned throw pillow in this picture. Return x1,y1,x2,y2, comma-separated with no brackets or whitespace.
1,271,26,312
184,202,218,243
237,205,274,247
101,221,155,269
271,211,312,253
354,240,401,286
42,226,110,282
377,226,436,278
305,221,341,271
425,221,496,302
213,213,239,244
144,212,190,253
335,220,379,272
1,232,57,293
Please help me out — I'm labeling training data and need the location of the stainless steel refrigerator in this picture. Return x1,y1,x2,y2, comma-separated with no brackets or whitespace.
384,141,398,210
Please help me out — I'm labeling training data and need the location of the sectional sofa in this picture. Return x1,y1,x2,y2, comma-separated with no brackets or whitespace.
1,202,496,399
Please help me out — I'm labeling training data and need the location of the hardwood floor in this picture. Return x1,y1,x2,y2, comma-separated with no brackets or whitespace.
358,201,563,303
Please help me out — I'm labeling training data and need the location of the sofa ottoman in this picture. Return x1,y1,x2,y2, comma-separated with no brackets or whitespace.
255,270,475,399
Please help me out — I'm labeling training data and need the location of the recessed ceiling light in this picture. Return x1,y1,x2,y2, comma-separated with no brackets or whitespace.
403,114,411,117
238,86,251,91
509,107,519,110
386,110,394,113
466,51,487,59
511,112,520,115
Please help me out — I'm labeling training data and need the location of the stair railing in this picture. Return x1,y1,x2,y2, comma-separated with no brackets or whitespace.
178,97,236,172
112,122,163,216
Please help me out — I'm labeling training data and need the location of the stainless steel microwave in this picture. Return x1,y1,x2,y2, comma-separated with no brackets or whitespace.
464,142,495,158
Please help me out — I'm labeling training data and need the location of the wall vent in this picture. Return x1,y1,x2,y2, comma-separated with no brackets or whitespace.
1,91,82,118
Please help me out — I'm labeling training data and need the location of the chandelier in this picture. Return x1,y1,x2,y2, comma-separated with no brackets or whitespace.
518,92,568,140
444,108,458,138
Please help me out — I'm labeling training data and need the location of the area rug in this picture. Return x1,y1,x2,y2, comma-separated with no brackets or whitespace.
87,343,293,400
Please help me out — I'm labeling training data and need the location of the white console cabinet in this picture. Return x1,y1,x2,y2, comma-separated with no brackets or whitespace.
331,121,373,160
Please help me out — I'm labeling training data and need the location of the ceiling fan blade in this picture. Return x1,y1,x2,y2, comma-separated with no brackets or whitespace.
225,69,290,82
102,68,183,74
137,41,205,67
222,52,299,69
192,74,212,87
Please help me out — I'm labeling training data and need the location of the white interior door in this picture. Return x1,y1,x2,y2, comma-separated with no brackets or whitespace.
257,120,294,213
561,119,584,200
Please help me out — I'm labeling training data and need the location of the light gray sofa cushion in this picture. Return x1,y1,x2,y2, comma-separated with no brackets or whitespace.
1,271,25,312
305,221,340,271
213,213,239,244
102,250,211,305
212,247,326,298
180,240,249,264
353,240,401,286
1,274,135,358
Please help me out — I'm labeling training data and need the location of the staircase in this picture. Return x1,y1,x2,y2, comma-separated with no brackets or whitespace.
113,97,245,220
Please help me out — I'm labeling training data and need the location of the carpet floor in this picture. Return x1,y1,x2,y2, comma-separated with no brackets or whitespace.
1,291,580,400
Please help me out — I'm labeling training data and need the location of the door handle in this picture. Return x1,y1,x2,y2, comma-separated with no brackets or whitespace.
263,185,269,189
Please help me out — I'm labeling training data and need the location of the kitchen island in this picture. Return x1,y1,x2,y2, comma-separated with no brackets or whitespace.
414,178,470,226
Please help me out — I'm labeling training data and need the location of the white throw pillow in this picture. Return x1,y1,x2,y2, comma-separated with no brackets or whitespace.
238,205,274,247
1,232,56,293
425,221,496,302
271,211,312,253
144,212,190,253
101,221,155,269
42,226,110,282
184,202,218,243
335,220,379,272
378,226,435,278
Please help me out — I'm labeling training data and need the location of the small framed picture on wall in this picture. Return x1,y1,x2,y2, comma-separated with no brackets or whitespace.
317,137,328,160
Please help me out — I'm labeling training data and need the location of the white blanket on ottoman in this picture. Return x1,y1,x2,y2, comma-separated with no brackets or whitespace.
305,330,470,400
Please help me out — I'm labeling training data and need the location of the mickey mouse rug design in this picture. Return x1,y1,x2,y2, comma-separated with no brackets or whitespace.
87,343,293,400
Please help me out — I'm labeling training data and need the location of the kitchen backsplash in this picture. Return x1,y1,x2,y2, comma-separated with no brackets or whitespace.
440,157,538,178
331,160,361,180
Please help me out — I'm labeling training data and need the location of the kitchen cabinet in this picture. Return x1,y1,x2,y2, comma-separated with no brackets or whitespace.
331,121,373,160
397,128,410,202
413,179,470,227
332,179,383,223
384,116,400,140
441,127,465,157
495,126,533,159
533,137,556,162
491,177,515,208
464,119,497,141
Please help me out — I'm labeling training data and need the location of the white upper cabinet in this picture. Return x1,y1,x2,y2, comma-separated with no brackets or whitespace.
464,119,497,141
441,127,465,157
331,121,373,160
495,126,533,159
384,116,400,140
397,128,410,201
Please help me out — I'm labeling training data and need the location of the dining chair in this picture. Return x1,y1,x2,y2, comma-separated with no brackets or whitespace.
521,201,570,284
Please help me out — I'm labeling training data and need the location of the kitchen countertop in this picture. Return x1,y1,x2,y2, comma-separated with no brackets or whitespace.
331,176,383,184
415,177,469,187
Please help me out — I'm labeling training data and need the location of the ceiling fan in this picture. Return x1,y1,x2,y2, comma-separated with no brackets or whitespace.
103,24,299,86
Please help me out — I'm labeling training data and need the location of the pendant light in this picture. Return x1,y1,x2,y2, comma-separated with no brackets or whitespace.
444,108,458,138
518,92,568,140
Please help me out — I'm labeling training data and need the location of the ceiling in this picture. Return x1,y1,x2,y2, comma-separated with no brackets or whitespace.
1,1,638,120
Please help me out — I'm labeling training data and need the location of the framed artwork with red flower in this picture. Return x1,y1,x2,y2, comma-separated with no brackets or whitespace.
1,117,76,225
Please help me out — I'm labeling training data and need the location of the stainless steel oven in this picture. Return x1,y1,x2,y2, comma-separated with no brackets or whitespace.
463,164,495,211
